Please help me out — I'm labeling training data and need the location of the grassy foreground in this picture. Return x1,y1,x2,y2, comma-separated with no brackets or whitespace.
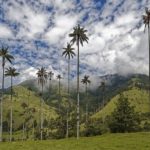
0,132,150,150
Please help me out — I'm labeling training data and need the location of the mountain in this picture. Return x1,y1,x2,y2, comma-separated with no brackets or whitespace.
2,73,149,140
19,73,149,115
92,87,149,119
3,85,58,131
90,74,150,127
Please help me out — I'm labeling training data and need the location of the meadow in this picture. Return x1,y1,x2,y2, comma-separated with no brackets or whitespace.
0,132,150,150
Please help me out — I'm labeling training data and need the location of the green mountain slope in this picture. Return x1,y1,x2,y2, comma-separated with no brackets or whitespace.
92,87,149,119
3,85,58,130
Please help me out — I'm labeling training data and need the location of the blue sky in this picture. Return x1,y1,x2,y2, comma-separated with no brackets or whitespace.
0,0,150,87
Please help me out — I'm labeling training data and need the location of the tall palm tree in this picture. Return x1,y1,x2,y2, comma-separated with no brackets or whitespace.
99,81,105,123
69,24,89,139
0,47,14,142
56,74,62,112
5,67,19,142
48,71,54,93
62,43,75,138
36,67,47,140
62,43,75,96
81,75,91,123
143,7,150,105
27,87,32,107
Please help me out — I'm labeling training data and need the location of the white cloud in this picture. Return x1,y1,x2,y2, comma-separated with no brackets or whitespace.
45,14,78,45
0,25,13,38
0,0,150,87
6,2,48,39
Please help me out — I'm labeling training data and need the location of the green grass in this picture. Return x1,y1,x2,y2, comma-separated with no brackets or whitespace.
0,132,150,150
92,87,150,119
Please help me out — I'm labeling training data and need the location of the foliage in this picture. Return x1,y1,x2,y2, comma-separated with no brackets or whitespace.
82,119,109,137
108,94,140,133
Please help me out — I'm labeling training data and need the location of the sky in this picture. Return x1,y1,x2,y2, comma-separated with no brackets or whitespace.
0,0,150,88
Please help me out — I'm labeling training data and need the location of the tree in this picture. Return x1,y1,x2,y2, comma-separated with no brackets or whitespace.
69,24,89,139
0,47,14,141
143,7,150,106
56,74,62,112
36,67,47,140
48,71,54,94
98,81,106,123
62,43,75,138
108,94,140,133
81,75,91,123
5,67,19,142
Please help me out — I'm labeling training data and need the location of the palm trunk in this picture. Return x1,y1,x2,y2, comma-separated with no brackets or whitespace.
66,109,69,138
40,84,44,140
102,89,105,123
58,79,61,112
85,84,88,123
32,120,35,140
68,59,70,96
0,61,4,142
148,25,150,110
77,38,80,139
10,76,13,142
97,90,100,111
66,58,70,138
49,79,51,99
22,122,25,141
28,91,30,107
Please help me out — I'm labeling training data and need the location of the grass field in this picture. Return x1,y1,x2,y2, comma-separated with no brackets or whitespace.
0,132,150,150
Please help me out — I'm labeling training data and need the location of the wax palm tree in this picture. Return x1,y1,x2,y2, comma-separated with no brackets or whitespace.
56,74,62,112
0,47,14,142
99,81,105,123
27,87,32,107
69,24,89,139
62,43,75,138
48,71,54,90
62,43,75,97
81,75,91,123
143,7,150,104
5,67,19,142
36,67,47,140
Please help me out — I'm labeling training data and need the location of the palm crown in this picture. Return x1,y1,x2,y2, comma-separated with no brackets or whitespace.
62,43,76,59
57,74,62,80
0,47,14,66
99,81,105,91
143,7,150,29
81,75,91,85
36,67,47,86
5,67,19,77
69,24,89,46
48,71,54,80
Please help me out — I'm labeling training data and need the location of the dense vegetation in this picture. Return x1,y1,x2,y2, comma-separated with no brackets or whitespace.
0,74,149,141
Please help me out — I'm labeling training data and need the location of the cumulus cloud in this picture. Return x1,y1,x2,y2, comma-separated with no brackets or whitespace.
0,0,150,88
0,24,13,38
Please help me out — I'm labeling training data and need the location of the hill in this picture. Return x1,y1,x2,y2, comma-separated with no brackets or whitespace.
92,87,150,120
20,74,149,115
19,74,150,120
3,85,58,131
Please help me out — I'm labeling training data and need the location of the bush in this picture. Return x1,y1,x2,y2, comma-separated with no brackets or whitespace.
143,121,150,131
82,119,109,137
